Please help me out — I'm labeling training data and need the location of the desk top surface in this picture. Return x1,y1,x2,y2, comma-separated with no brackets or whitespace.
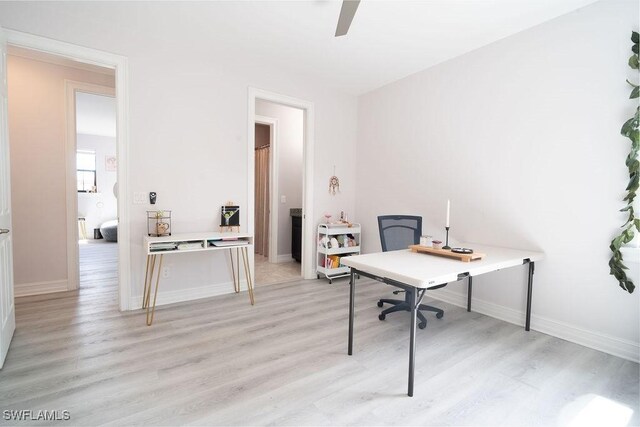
341,243,544,288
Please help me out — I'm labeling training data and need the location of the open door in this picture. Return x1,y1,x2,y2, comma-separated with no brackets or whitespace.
0,26,16,369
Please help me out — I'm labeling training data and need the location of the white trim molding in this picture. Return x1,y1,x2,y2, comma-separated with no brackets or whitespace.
248,87,315,280
277,254,293,263
129,280,249,309
5,29,131,311
430,287,640,363
15,280,68,297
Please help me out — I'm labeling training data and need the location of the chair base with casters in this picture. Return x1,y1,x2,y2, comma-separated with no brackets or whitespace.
377,292,443,329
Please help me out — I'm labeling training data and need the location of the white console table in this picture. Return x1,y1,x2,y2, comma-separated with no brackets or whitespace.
142,232,254,326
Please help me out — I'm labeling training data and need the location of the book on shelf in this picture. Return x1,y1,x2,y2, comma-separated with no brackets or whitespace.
150,243,178,251
177,242,204,250
209,240,249,247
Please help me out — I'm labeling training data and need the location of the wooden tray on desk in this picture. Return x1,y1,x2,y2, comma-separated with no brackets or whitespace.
409,245,485,262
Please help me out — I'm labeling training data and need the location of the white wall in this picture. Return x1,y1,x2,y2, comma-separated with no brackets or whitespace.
356,0,639,360
7,54,115,295
256,100,303,258
0,3,358,307
77,134,117,235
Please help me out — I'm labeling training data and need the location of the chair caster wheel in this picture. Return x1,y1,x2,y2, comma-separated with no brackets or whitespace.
377,301,383,308
378,313,386,321
418,322,427,329
436,312,444,319
328,279,332,284
317,274,320,279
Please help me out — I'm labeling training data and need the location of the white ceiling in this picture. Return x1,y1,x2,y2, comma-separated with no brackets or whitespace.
75,92,117,138
0,0,599,95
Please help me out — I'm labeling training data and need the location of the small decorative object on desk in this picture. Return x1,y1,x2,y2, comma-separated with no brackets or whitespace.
443,199,451,250
420,235,433,247
432,240,443,249
323,212,332,224
220,202,240,232
451,247,473,254
147,210,171,237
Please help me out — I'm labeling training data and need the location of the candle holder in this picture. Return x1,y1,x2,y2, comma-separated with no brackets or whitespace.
443,226,451,250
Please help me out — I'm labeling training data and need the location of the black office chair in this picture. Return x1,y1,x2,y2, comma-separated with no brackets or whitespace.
377,215,444,329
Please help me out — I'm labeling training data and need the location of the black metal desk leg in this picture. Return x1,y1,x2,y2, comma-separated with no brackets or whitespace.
467,276,473,312
408,288,417,397
348,268,355,355
525,262,535,331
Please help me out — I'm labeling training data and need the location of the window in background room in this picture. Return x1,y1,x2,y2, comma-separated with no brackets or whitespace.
77,150,96,192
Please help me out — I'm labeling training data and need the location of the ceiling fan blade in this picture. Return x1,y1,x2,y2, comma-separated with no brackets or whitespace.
335,0,361,37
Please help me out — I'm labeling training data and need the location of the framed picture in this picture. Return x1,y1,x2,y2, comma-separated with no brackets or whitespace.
105,155,117,172
221,206,240,227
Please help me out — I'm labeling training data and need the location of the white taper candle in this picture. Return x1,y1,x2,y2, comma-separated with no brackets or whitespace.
446,199,450,228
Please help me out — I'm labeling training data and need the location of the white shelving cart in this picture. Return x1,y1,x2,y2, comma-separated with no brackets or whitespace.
316,223,361,284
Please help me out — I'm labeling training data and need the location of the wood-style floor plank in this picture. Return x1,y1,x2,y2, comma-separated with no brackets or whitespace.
0,241,637,426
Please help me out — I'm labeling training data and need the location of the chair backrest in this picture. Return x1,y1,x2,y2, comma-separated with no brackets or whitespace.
377,215,422,252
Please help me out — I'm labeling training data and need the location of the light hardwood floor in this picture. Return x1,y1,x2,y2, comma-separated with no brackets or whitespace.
1,243,638,426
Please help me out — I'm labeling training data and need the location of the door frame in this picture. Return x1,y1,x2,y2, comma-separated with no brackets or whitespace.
5,29,132,310
254,115,278,264
248,88,315,279
65,81,116,291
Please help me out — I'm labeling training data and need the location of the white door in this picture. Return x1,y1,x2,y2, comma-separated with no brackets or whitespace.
0,26,16,369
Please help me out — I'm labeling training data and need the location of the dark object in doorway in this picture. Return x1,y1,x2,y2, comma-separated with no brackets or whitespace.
100,220,118,242
291,214,302,262
93,228,103,239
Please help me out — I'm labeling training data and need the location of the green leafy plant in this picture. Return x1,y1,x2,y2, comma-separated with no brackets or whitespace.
609,31,640,294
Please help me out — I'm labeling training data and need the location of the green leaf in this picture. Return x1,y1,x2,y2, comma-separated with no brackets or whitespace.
635,218,640,232
632,86,640,99
625,281,635,293
620,205,633,212
611,236,623,250
633,31,639,44
631,55,640,69
623,228,635,244
634,43,640,55
627,175,639,192
621,117,635,136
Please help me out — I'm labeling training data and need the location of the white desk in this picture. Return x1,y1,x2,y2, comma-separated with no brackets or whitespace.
143,232,254,326
341,243,544,397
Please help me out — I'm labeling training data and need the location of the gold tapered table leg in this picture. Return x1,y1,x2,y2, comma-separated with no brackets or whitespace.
143,255,157,310
142,255,152,309
240,246,255,305
229,248,239,293
146,254,163,326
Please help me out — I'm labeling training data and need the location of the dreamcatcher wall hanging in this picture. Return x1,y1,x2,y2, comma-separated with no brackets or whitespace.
329,165,340,195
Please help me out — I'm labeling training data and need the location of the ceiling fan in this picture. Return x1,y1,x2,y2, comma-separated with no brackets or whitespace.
335,0,361,37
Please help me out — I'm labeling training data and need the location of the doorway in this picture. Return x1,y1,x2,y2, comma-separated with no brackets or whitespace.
73,90,119,295
0,29,132,310
253,106,304,286
248,88,316,283
4,42,128,315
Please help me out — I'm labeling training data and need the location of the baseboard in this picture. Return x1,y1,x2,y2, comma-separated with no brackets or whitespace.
129,279,249,309
277,254,293,263
15,279,69,297
430,288,640,363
